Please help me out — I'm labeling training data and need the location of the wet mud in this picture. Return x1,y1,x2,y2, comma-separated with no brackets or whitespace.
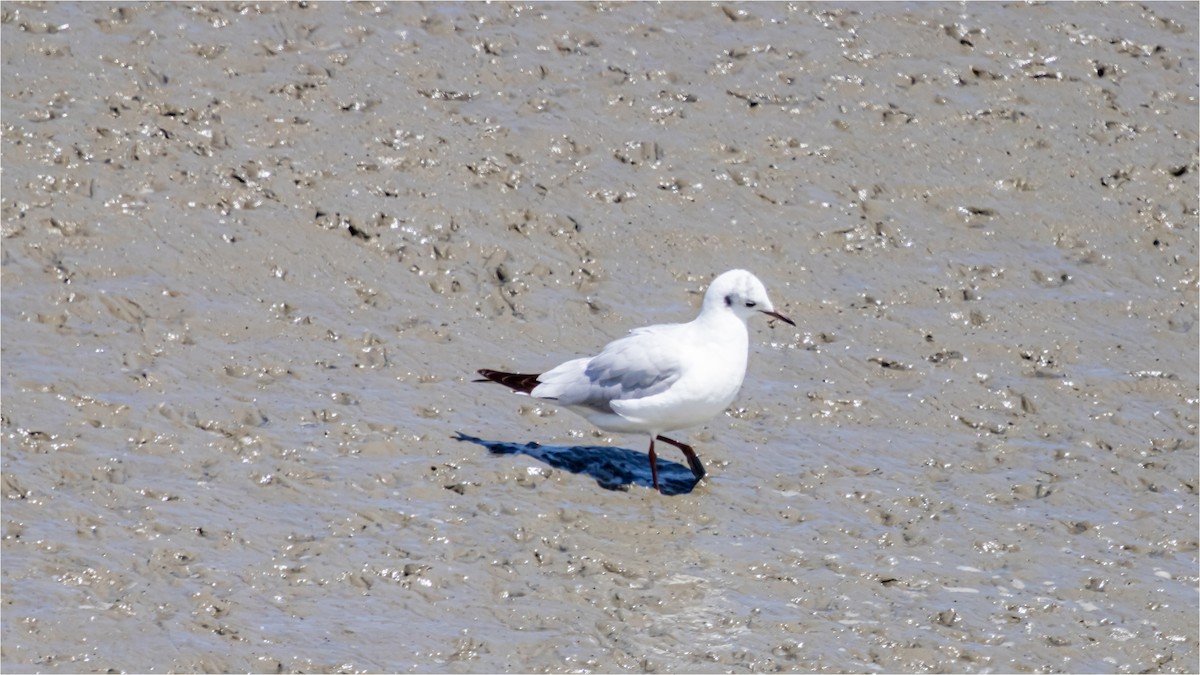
3,2,1197,672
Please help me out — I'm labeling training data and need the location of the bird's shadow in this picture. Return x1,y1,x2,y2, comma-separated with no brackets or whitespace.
454,432,701,496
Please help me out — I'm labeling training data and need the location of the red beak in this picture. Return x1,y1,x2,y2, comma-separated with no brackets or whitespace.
761,309,795,326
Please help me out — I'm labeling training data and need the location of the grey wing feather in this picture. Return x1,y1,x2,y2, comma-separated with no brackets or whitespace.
531,325,684,414
578,327,683,402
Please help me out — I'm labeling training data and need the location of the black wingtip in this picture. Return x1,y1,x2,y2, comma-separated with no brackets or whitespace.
475,369,542,394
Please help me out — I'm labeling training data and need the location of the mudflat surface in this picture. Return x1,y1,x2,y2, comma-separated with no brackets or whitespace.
2,3,1197,672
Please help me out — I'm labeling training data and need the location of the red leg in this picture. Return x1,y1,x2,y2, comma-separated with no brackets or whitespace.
656,435,706,481
648,436,659,491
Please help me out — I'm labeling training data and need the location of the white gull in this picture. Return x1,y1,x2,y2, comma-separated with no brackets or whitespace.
477,269,794,492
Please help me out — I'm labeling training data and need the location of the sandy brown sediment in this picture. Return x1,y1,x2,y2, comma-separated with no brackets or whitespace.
2,2,1196,672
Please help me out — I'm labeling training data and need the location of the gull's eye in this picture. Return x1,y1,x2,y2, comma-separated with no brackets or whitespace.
745,300,757,308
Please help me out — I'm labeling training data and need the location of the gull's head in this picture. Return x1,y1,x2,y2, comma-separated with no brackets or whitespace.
703,269,795,326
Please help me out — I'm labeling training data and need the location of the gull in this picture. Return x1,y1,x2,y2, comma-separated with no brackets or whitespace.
476,269,794,492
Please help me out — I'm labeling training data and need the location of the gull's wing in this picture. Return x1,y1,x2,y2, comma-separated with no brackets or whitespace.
532,325,684,411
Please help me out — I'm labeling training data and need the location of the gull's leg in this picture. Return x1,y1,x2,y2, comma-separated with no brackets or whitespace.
656,435,706,481
647,436,659,491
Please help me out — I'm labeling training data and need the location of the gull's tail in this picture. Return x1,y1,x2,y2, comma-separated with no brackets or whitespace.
475,369,541,394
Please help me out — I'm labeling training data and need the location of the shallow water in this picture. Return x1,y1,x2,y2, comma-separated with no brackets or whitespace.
2,2,1197,672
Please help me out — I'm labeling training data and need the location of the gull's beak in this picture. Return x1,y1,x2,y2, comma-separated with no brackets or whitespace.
761,309,795,327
